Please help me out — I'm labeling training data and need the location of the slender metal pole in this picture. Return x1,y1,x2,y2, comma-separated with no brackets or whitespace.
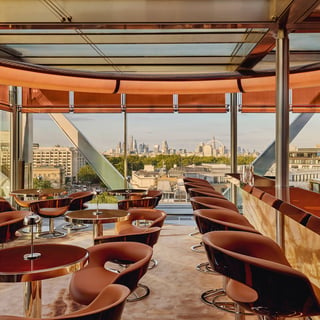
9,86,20,191
230,93,238,206
275,28,290,249
122,94,128,188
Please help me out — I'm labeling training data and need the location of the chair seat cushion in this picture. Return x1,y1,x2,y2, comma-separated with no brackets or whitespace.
38,206,69,217
70,266,119,305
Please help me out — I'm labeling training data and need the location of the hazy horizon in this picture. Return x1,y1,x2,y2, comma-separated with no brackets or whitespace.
33,113,320,153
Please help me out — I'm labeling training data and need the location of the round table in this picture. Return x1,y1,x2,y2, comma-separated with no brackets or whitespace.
0,243,88,318
65,209,130,240
107,188,147,199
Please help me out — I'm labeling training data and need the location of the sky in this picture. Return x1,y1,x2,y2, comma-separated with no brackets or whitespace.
32,112,320,154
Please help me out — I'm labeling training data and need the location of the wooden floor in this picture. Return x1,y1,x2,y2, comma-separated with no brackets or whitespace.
0,223,246,320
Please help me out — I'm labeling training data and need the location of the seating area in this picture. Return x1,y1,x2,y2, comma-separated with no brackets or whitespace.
0,181,320,320
183,177,320,320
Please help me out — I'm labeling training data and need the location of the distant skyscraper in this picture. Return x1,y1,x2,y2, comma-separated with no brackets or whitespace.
161,140,169,154
129,136,134,153
154,144,160,153
115,142,122,154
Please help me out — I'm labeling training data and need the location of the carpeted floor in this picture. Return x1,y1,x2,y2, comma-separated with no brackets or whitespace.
0,224,240,320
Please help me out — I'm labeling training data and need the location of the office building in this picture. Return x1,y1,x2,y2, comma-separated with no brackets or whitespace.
32,145,87,184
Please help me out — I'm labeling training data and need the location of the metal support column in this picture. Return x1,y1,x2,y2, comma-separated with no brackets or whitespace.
121,94,128,188
229,93,238,206
275,28,290,248
9,86,21,191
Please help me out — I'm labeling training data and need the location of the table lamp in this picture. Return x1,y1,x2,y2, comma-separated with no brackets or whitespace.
23,213,42,260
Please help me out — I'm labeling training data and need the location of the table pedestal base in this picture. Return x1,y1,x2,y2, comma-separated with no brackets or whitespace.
24,280,41,318
93,223,103,239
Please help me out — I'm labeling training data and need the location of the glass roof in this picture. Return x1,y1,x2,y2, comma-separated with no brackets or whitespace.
0,0,319,77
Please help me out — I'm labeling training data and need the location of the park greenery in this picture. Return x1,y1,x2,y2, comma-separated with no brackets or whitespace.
77,154,257,186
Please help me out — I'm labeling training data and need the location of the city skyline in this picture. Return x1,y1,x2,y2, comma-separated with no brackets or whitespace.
33,112,320,154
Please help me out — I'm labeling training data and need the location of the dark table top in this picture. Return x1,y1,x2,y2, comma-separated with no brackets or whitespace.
0,243,88,282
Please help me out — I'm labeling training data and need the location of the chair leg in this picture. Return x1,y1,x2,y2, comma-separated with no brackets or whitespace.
196,261,218,274
148,258,158,270
201,276,254,316
201,288,253,315
62,222,88,231
191,241,205,253
37,218,66,239
127,283,150,302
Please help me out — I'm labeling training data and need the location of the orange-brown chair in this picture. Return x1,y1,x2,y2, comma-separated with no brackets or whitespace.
0,199,15,212
69,241,153,305
189,187,226,200
193,208,259,265
193,208,260,313
63,191,94,231
0,284,130,320
114,208,166,269
184,182,215,194
94,227,161,301
115,208,166,235
202,230,320,320
190,196,239,212
142,190,162,206
29,198,72,238
183,177,212,187
68,191,94,211
117,197,158,210
0,211,31,247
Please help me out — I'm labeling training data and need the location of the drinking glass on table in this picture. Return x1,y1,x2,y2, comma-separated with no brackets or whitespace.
93,188,102,215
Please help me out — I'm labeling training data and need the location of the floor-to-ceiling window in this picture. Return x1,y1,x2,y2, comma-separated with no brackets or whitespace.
0,110,11,198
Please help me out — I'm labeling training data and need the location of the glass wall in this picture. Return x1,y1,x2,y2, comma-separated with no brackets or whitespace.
0,110,11,198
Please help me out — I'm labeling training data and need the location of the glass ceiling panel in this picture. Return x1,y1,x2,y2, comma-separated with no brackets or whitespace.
8,43,255,57
0,34,260,44
289,33,320,51
27,57,241,64
0,28,268,34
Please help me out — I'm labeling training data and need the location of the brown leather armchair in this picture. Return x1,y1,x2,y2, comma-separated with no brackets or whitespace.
0,199,15,212
115,208,166,235
193,208,260,314
69,241,153,305
189,187,226,199
29,198,72,238
143,190,162,206
190,196,239,212
202,230,320,319
68,191,94,211
63,191,94,231
117,196,158,210
0,211,30,247
0,284,130,320
94,227,161,301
